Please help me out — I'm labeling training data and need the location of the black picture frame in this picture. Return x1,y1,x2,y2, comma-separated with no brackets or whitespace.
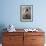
20,5,33,22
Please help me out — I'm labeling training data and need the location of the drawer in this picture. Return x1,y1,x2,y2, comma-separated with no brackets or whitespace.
32,36,45,44
3,42,16,46
3,36,15,44
3,36,23,42
32,44,44,46
24,32,44,36
3,32,23,36
3,43,23,46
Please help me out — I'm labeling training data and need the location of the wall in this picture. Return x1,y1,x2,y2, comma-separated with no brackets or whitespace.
0,0,46,31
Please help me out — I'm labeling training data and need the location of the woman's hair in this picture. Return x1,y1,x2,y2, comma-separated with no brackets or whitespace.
26,8,28,11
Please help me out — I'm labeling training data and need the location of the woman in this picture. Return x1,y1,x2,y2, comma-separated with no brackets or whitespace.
23,7,31,19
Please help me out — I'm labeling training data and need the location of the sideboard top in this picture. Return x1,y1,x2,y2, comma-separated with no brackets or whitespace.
3,29,45,33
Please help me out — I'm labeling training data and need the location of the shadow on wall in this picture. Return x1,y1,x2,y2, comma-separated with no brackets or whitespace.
0,24,7,43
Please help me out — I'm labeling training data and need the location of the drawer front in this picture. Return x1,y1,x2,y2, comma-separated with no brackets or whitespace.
3,43,15,46
24,32,44,36
3,43,23,46
32,36,45,44
32,44,44,46
3,32,23,36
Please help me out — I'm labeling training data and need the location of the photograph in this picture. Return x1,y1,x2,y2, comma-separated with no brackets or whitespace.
20,5,33,22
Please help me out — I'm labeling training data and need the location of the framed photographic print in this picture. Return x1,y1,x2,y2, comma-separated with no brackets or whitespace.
20,5,33,22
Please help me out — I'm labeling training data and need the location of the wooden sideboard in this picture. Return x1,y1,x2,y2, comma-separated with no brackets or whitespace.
2,30,45,46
